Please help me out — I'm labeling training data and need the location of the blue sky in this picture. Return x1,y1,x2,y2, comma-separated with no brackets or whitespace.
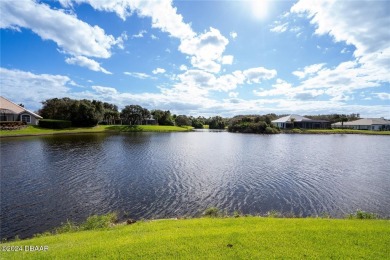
1,0,389,117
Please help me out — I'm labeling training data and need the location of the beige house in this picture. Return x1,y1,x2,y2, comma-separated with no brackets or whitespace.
332,118,390,131
0,96,42,125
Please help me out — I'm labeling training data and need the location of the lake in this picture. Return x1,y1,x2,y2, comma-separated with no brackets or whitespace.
1,132,389,239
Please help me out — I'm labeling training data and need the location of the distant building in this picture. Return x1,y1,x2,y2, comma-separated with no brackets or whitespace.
332,118,390,131
0,96,42,125
272,114,330,129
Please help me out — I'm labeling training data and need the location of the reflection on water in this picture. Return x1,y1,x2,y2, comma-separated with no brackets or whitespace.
1,132,390,239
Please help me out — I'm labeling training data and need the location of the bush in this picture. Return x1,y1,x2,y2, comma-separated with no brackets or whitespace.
39,119,72,129
203,207,220,218
81,213,118,230
348,210,378,219
0,121,26,130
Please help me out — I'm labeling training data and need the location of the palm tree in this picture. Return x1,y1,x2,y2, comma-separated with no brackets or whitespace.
290,117,296,129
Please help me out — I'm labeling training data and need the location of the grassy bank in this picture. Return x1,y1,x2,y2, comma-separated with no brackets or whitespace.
1,217,389,259
283,128,390,135
0,125,192,137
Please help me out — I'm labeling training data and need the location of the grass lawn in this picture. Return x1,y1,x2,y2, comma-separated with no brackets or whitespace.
303,129,390,135
0,125,192,137
1,217,389,259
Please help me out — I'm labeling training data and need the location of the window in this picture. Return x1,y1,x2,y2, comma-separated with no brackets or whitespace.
21,114,31,123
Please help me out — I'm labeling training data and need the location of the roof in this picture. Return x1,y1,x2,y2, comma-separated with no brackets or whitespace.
0,96,43,119
272,114,328,123
332,118,390,126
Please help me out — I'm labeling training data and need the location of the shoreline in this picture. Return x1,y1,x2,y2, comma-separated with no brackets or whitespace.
1,125,390,138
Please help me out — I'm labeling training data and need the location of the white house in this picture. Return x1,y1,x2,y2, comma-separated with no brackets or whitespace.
332,118,390,131
0,96,42,125
272,114,330,129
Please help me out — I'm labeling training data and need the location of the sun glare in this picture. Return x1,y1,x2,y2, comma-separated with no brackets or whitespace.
251,0,270,20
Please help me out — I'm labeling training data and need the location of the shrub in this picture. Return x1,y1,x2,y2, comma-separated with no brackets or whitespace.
81,213,118,230
203,207,220,218
39,119,72,129
348,210,378,219
0,121,26,130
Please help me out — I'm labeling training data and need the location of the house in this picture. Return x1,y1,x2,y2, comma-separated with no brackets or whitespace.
332,118,390,131
0,96,42,125
272,114,330,129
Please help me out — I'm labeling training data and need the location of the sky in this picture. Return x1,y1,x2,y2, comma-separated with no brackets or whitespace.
1,0,389,117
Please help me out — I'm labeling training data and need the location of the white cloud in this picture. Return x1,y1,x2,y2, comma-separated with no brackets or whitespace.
132,30,147,38
151,34,158,40
243,67,277,84
229,92,239,98
123,71,153,79
0,67,71,106
292,63,326,79
2,67,390,118
222,55,234,65
152,68,166,74
230,31,237,39
291,0,390,74
0,0,123,59
375,92,390,100
65,56,112,74
179,27,229,73
92,85,118,95
270,22,288,33
179,65,188,71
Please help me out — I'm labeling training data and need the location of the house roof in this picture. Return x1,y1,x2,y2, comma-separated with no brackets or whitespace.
332,118,390,126
272,114,328,123
0,96,43,119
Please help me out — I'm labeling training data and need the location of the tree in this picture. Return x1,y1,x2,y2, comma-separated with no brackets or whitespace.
39,98,103,127
340,116,348,128
175,115,191,126
151,110,175,125
191,117,204,129
121,105,144,125
290,117,296,129
209,116,226,129
140,108,151,125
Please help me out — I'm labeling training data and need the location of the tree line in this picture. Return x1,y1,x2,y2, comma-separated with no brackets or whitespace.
38,97,363,129
38,98,229,129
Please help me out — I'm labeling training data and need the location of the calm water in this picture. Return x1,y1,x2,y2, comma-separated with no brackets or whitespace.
1,132,390,239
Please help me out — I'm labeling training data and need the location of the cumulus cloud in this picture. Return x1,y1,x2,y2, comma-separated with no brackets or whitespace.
123,71,153,79
0,0,123,59
375,92,390,100
243,67,277,84
179,27,229,73
230,31,237,39
270,22,288,33
291,0,390,77
132,30,147,38
152,68,166,74
2,67,390,118
292,63,326,79
288,0,390,103
0,67,71,106
59,1,230,73
92,85,118,95
65,56,112,74
222,55,234,65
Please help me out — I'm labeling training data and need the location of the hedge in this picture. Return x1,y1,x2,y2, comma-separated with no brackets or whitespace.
39,119,72,129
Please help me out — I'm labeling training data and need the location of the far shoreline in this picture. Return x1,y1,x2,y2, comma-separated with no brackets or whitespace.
1,125,390,138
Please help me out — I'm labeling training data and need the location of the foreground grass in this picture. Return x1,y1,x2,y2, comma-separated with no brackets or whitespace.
0,125,192,137
1,217,389,259
282,128,390,135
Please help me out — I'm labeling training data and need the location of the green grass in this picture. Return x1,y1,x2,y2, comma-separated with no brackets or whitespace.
296,129,390,135
1,217,389,259
0,125,192,137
